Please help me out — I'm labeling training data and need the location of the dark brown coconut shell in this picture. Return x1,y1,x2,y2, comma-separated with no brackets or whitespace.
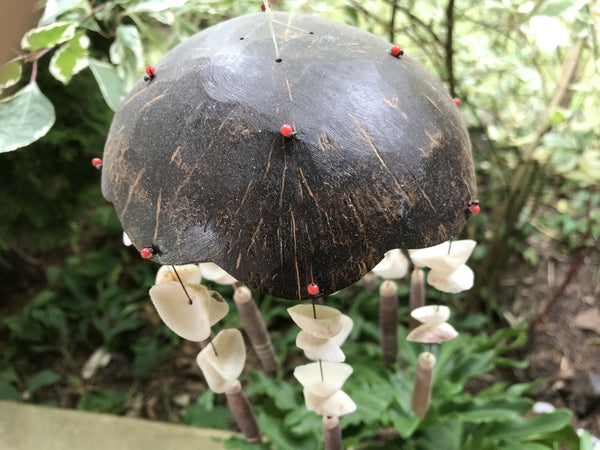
102,12,476,300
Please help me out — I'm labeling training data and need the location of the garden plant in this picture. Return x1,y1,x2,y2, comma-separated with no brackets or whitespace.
0,1,598,449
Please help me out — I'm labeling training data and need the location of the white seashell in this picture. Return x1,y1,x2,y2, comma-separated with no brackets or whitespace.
149,282,229,341
198,262,237,285
288,304,342,339
371,249,409,279
406,322,459,343
196,352,237,394
122,232,132,246
303,389,357,417
409,240,476,272
155,264,203,285
198,329,246,380
410,305,450,325
81,347,111,380
296,331,345,362
329,314,353,347
294,362,353,397
427,265,474,293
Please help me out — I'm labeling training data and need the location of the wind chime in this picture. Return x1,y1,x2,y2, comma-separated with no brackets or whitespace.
98,2,477,447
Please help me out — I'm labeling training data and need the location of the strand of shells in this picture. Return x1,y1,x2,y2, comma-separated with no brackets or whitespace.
409,240,476,294
148,264,261,443
288,304,357,419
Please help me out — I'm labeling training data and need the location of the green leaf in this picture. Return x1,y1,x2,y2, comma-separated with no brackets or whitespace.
579,430,594,450
485,410,572,441
88,59,126,111
109,25,144,92
537,0,576,17
49,32,90,84
21,22,77,51
0,82,56,153
77,390,126,413
38,0,88,26
548,108,567,125
125,0,187,14
245,372,299,411
26,370,61,392
182,401,232,429
0,59,22,91
0,381,21,400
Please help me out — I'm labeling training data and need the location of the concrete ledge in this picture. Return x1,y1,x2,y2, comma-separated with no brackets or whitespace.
0,400,235,450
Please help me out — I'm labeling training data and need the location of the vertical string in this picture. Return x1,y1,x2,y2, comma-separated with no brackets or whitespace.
263,0,281,61
312,297,324,382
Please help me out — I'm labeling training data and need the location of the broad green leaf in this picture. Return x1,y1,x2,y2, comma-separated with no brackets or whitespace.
26,370,61,392
0,82,55,152
49,32,90,84
0,59,22,90
485,410,572,440
88,59,126,111
21,22,77,51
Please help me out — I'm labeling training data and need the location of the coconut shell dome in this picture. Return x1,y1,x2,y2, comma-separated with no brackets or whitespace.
102,12,476,300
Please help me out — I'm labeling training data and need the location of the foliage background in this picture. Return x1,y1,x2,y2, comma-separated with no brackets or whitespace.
0,0,598,449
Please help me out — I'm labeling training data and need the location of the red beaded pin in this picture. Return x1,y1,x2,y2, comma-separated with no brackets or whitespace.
91,157,102,169
468,200,480,215
140,245,156,259
453,98,461,107
144,65,156,81
281,124,294,137
307,282,319,296
390,46,404,57
261,2,271,11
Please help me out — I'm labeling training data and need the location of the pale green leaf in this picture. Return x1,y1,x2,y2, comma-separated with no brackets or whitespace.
21,22,77,51
109,25,144,92
88,59,126,111
49,32,90,84
0,59,22,91
109,25,143,66
0,83,55,153
126,0,187,14
149,10,175,25
38,0,88,26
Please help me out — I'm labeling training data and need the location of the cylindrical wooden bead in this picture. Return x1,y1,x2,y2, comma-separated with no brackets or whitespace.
234,285,278,374
323,415,343,450
379,280,398,364
409,268,425,330
412,351,436,419
225,380,262,443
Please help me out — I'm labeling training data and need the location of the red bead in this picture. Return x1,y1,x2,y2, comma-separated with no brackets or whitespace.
91,157,102,169
261,3,270,11
281,124,294,137
140,246,154,259
145,65,156,78
453,98,461,107
470,204,480,215
390,46,403,57
307,283,319,296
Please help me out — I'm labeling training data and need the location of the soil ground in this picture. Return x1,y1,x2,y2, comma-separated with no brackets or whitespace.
498,242,600,436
